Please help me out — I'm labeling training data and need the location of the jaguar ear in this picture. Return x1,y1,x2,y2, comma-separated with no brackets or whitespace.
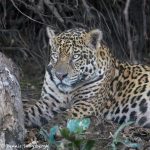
85,29,103,49
46,27,56,46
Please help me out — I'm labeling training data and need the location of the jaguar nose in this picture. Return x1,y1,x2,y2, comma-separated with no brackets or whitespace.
55,72,68,80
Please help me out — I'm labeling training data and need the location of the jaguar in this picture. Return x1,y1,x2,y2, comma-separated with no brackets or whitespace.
24,28,150,128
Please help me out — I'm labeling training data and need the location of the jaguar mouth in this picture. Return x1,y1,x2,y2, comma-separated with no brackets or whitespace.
56,73,103,93
57,75,81,87
56,77,82,92
57,72,100,87
57,80,79,88
57,83,72,93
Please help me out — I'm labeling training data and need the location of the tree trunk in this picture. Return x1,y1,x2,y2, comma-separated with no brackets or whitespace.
0,52,25,150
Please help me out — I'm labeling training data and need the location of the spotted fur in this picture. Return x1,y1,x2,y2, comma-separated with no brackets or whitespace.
24,28,150,128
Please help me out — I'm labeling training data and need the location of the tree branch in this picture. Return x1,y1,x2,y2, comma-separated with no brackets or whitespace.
124,0,136,63
43,0,64,24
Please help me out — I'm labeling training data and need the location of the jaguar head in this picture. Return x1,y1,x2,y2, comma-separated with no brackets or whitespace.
47,28,103,92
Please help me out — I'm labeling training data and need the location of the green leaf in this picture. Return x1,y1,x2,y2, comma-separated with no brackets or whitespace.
67,118,91,134
60,128,71,139
82,140,95,150
122,139,141,149
67,119,81,133
48,125,59,144
73,139,83,148
79,118,91,130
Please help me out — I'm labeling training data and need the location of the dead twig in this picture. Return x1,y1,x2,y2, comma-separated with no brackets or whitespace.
9,0,50,26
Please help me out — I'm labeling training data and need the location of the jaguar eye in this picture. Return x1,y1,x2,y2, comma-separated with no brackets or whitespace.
73,54,80,59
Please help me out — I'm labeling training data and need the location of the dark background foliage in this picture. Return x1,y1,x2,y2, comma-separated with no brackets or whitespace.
0,0,150,72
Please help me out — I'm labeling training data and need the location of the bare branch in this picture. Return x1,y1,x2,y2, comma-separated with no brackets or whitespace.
9,0,50,26
43,0,64,24
82,0,90,10
143,0,147,39
124,0,136,63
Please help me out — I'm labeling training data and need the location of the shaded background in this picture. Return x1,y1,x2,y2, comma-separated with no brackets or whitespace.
0,0,150,95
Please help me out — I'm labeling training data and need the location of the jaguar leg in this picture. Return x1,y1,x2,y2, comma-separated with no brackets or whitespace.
67,100,96,119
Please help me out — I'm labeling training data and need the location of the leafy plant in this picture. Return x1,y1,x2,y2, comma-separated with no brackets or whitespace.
40,118,95,150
